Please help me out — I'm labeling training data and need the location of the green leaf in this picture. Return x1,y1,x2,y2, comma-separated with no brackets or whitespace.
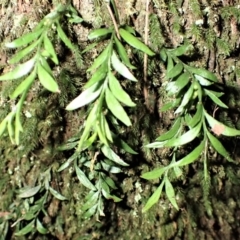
57,154,76,172
98,199,105,217
103,175,117,189
15,112,23,145
66,82,103,110
77,103,98,151
141,167,166,180
9,40,40,64
10,69,36,99
145,141,166,148
108,71,136,107
34,19,44,31
124,25,136,35
171,140,205,167
111,51,137,81
175,83,194,114
57,141,78,151
0,119,7,137
167,56,174,72
102,114,113,142
159,48,167,61
39,56,52,74
87,43,111,71
160,98,181,112
83,204,97,219
205,90,224,98
15,126,21,145
142,181,164,212
206,131,234,162
82,192,99,211
84,63,107,89
165,177,179,210
14,219,35,236
114,36,136,69
56,22,75,50
196,81,203,100
82,132,98,150
102,188,122,202
7,117,14,144
119,28,155,56
96,117,109,146
5,28,43,48
164,121,202,147
101,181,121,202
118,139,138,154
101,161,122,173
37,63,60,93
43,8,59,19
68,5,79,15
186,66,218,82
159,102,172,112
173,165,183,178
36,218,48,234
23,211,37,221
170,72,191,93
69,15,84,23
18,185,41,198
166,63,184,79
204,110,240,136
82,42,98,54
41,49,51,58
101,145,129,166
0,58,35,80
84,190,97,201
101,181,110,194
194,74,213,86
165,82,179,95
43,35,59,64
75,163,96,190
188,103,203,128
105,87,132,126
168,44,193,56
15,110,24,145
204,89,228,108
166,72,190,96
156,117,182,141
185,113,192,124
110,0,120,23
49,187,67,200
88,28,113,40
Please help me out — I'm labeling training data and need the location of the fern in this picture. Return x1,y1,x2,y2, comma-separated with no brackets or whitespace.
200,171,213,217
205,28,216,49
149,14,164,51
190,0,202,19
189,23,202,42
216,38,231,56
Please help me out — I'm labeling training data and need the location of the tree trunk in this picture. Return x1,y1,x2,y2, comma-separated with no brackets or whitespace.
0,0,240,239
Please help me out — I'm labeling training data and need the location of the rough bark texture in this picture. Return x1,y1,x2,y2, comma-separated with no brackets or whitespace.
1,0,240,240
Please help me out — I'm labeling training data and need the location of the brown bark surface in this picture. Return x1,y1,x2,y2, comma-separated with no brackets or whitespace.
1,0,240,239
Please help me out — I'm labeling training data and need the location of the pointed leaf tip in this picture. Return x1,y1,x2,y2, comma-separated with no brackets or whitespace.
111,51,137,82
37,64,59,93
105,87,132,127
0,58,35,81
66,82,102,110
119,28,155,56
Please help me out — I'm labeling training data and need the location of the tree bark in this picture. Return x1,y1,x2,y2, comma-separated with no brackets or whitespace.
0,0,240,239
